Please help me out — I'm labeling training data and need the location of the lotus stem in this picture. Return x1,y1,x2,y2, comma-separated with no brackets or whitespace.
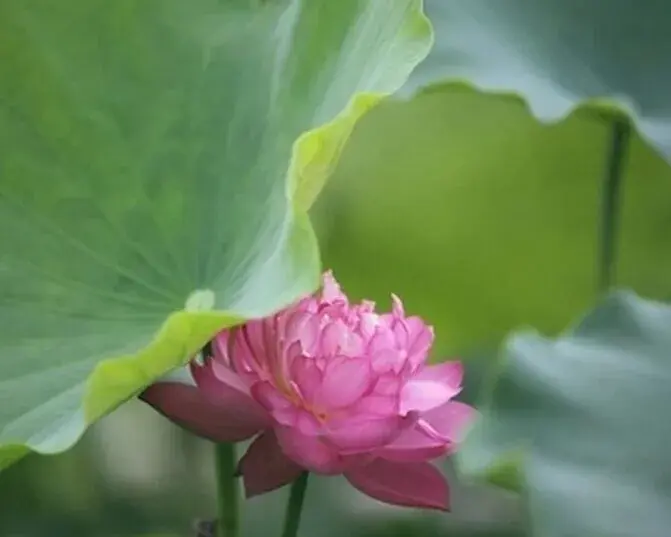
280,472,310,537
598,115,631,293
215,443,239,537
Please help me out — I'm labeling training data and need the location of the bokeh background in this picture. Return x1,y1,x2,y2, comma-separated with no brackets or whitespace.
2,84,670,537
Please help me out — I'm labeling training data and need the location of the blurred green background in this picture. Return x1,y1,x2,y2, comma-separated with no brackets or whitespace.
3,85,670,537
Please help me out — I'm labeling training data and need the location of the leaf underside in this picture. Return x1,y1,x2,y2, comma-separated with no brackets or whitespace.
458,292,671,537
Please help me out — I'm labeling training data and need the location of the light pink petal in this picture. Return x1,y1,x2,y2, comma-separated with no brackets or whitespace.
415,362,463,389
290,356,323,404
399,364,463,414
283,311,312,343
378,401,475,462
294,409,322,435
400,381,458,415
238,431,304,497
280,340,303,381
378,312,394,329
371,349,402,374
405,319,434,369
250,382,322,435
320,320,348,356
358,300,376,313
283,311,320,358
322,270,347,303
275,426,345,474
345,459,449,511
325,415,409,454
390,294,405,318
352,395,398,417
341,331,365,356
422,401,476,444
359,312,380,338
298,314,321,355
392,317,410,349
368,329,395,355
316,357,373,409
140,382,265,442
374,373,402,396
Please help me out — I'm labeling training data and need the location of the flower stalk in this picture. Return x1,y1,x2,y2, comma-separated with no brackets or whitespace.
281,472,310,537
215,443,239,537
598,115,631,293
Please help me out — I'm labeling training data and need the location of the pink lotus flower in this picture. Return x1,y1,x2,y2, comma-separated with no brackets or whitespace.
142,272,474,511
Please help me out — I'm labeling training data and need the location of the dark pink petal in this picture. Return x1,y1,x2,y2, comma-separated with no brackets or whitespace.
212,330,232,364
140,382,264,442
241,321,268,370
250,382,299,428
250,381,293,411
376,424,448,462
229,327,259,375
345,459,449,511
208,358,252,394
275,426,345,474
316,356,373,409
192,360,250,400
377,443,448,463
190,361,269,424
238,431,304,497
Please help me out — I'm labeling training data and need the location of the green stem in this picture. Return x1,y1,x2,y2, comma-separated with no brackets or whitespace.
215,443,239,537
280,472,310,537
598,116,631,294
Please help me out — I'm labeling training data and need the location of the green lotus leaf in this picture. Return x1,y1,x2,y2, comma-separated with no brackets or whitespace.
318,85,671,356
409,0,671,159
458,292,671,537
0,0,431,468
